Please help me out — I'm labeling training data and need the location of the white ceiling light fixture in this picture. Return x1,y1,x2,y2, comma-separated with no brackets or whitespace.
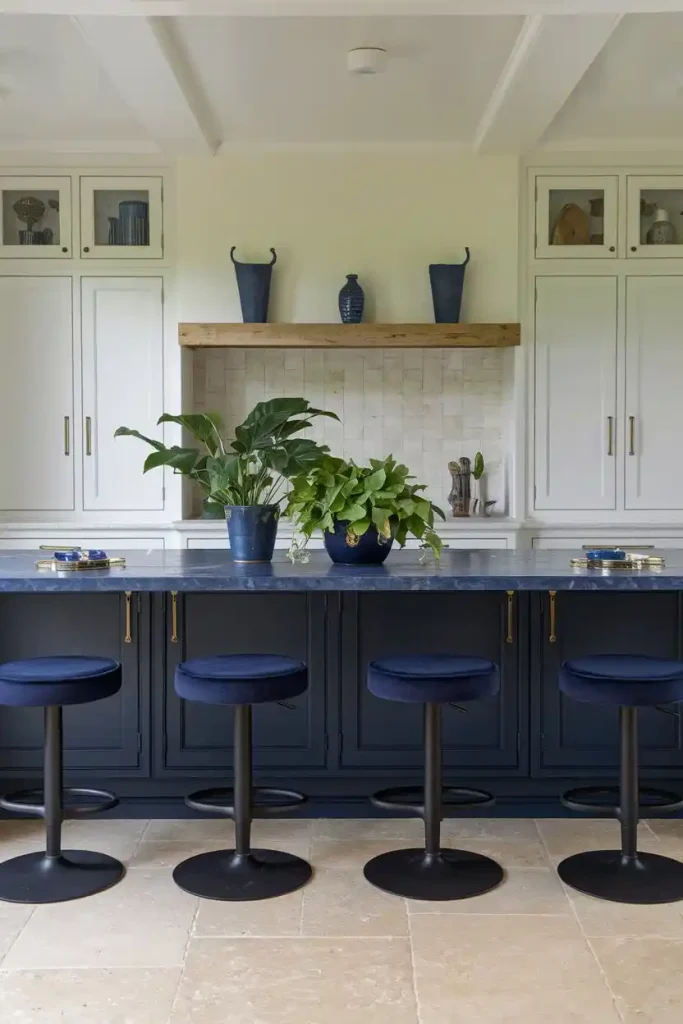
347,48,388,76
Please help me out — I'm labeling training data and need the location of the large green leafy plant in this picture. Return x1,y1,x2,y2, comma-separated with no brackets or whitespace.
286,455,445,559
115,398,338,512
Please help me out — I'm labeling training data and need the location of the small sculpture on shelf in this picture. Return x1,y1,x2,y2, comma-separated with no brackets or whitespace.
13,195,46,246
338,274,364,323
231,247,277,323
448,457,471,517
646,208,677,245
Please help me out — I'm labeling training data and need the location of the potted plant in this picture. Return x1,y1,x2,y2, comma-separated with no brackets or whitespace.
115,398,338,563
286,455,444,564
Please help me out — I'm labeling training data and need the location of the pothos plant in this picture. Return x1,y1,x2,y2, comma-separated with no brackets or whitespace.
285,454,445,559
115,398,338,515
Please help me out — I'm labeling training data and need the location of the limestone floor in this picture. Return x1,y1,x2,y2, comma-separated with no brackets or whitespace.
0,816,682,1022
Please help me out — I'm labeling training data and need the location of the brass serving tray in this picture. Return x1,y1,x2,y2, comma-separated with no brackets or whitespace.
36,557,126,572
571,555,665,570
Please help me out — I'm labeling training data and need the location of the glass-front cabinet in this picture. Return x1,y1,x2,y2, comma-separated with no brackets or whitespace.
0,176,72,258
535,175,618,259
627,176,683,257
79,176,163,259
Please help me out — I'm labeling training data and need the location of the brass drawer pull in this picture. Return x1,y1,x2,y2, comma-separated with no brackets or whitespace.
124,591,132,644
549,591,557,644
170,591,178,643
506,591,514,644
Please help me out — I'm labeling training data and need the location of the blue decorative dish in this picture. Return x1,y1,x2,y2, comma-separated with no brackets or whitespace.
584,549,626,561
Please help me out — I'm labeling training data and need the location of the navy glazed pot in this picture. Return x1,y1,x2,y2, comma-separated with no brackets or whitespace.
324,520,394,565
225,506,279,563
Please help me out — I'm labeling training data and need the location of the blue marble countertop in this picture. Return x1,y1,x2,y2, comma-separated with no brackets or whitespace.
1,549,683,592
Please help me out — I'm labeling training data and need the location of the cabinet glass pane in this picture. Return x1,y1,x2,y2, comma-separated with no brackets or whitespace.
92,188,150,248
1,189,61,247
547,188,606,248
637,189,683,247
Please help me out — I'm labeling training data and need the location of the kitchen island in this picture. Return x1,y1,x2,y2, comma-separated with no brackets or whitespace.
0,548,681,816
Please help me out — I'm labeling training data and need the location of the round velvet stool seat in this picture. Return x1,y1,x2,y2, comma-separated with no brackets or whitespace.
173,654,312,902
0,656,124,904
363,655,505,901
558,654,683,905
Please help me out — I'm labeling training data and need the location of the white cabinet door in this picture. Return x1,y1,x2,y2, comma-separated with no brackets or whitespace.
535,176,618,259
0,277,74,510
534,276,617,510
80,177,163,259
0,177,72,258
81,277,164,511
627,176,683,258
625,276,683,509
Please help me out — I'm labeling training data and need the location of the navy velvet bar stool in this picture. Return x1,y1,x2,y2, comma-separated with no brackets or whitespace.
173,654,313,901
558,654,683,904
362,654,505,901
0,656,124,904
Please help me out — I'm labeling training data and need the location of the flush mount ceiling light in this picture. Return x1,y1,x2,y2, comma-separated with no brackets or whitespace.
347,48,388,76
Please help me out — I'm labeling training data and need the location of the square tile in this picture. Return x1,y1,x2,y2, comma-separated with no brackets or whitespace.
143,817,312,851
62,819,148,862
311,835,548,870
301,868,408,937
170,937,417,1024
406,867,571,916
312,818,423,842
0,904,34,963
567,889,683,939
193,885,304,938
591,936,683,1023
537,818,659,861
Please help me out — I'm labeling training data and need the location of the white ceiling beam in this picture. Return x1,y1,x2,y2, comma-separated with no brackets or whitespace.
473,13,622,152
3,1,683,15
73,15,221,153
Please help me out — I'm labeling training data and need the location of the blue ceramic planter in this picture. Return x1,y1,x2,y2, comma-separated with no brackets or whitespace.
324,520,393,565
225,506,279,563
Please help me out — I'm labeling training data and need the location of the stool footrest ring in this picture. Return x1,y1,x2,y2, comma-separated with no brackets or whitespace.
561,784,683,817
370,784,494,816
185,785,307,818
0,786,118,819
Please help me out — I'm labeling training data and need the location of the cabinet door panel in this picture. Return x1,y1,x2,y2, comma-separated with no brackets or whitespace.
163,593,327,771
625,276,683,509
0,594,144,773
534,592,683,774
0,277,74,511
81,277,164,511
535,176,618,259
534,276,617,510
340,593,520,771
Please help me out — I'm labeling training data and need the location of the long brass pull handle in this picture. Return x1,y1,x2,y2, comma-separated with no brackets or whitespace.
549,591,557,644
64,416,70,456
170,591,178,643
85,416,92,456
506,591,514,644
628,416,635,456
607,415,614,456
124,591,132,644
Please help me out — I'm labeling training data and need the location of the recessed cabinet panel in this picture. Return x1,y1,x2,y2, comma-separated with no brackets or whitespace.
0,276,74,512
627,176,683,257
535,176,618,259
0,177,72,258
534,276,617,510
80,176,163,259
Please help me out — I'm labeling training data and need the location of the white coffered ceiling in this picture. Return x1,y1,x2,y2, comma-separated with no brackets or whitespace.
0,2,682,152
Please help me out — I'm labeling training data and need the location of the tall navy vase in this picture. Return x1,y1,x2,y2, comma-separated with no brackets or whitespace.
429,248,470,323
231,247,277,323
338,274,364,324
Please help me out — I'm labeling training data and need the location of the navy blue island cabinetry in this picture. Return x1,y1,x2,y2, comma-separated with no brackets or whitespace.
0,549,682,815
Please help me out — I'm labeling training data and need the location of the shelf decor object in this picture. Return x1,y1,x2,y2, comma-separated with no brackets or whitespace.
429,248,470,323
646,208,676,245
231,247,277,323
448,457,472,517
338,274,364,323
178,322,519,348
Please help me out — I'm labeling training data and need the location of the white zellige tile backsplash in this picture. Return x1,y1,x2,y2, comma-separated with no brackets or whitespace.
192,348,507,511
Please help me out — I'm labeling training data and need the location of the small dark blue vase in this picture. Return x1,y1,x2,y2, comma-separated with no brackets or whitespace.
338,274,364,324
225,505,279,563
324,520,393,565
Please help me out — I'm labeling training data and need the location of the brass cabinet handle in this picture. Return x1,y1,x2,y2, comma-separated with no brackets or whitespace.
628,416,635,456
63,416,70,456
607,415,614,456
124,591,133,644
549,591,557,643
170,591,178,643
506,591,514,644
85,416,92,456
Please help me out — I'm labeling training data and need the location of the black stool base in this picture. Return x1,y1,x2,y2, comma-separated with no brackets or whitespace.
558,849,683,905
0,851,125,904
363,847,504,901
172,848,312,902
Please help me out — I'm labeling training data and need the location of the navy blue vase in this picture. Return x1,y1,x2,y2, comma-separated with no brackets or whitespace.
429,248,470,323
225,505,279,563
338,274,364,324
324,520,393,565
231,247,277,323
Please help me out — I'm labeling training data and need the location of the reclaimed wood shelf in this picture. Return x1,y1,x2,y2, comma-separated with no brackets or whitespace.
179,322,520,349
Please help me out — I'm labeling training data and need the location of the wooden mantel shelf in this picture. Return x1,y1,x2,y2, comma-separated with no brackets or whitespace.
178,322,520,349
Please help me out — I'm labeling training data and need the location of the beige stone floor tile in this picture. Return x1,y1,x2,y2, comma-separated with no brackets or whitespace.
312,817,424,841
537,817,659,861
0,966,181,1023
311,834,547,869
2,868,198,969
131,833,310,869
567,888,683,939
61,819,149,862
169,936,417,1024
143,816,312,849
0,904,34,962
301,867,408,936
193,885,304,938
440,816,542,841
591,936,683,1023
407,866,571,916
0,820,45,861
410,912,621,1023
